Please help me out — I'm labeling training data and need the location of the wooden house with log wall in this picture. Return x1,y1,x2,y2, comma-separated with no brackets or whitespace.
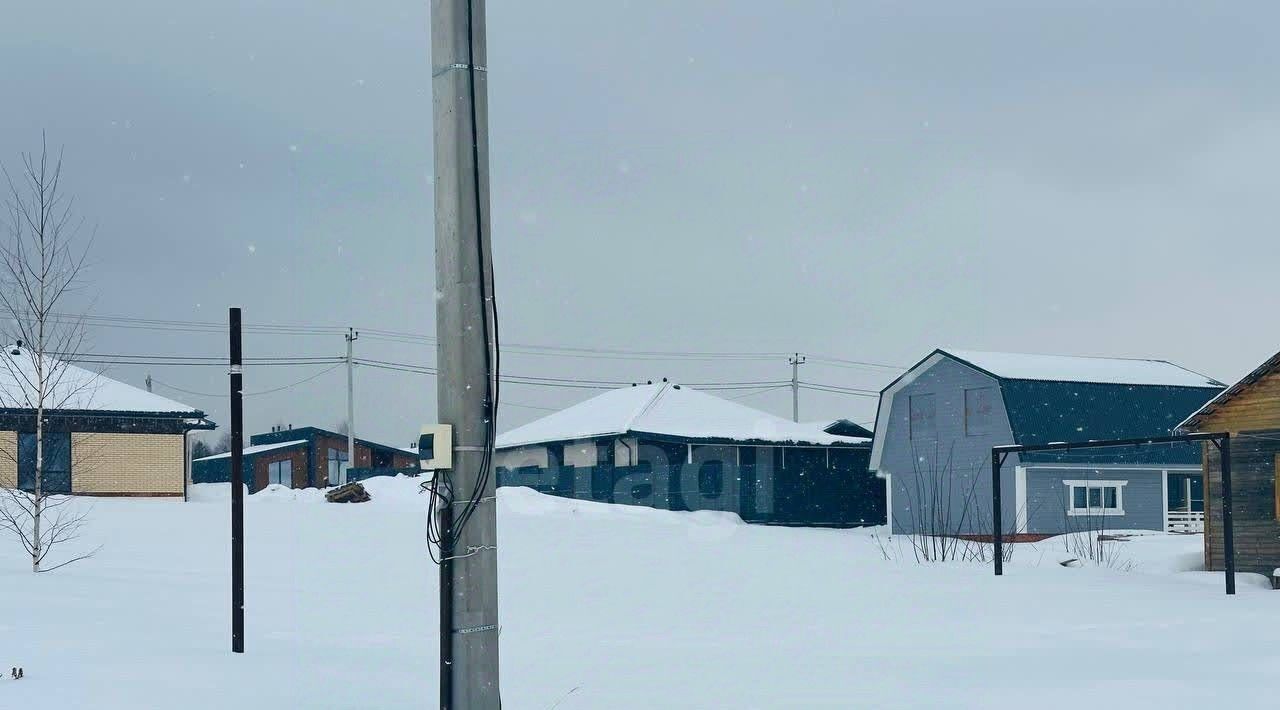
1177,350,1280,577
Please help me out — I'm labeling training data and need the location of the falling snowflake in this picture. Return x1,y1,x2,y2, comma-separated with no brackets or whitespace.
289,145,298,153
248,244,257,254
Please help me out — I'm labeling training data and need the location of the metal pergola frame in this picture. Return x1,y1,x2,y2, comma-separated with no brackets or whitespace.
991,432,1236,595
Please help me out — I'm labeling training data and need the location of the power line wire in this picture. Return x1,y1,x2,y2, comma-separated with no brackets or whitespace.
61,352,343,364
51,349,887,395
498,400,561,412
806,355,906,371
151,364,343,399
50,311,908,368
797,383,879,398
71,360,344,368
726,384,790,400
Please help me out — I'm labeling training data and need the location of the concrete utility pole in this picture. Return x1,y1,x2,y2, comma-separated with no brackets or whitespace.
345,327,358,484
432,1,501,708
790,353,806,422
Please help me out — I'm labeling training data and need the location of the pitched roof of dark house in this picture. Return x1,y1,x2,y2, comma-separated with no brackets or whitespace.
823,419,875,439
250,426,410,458
1176,350,1280,433
192,439,307,462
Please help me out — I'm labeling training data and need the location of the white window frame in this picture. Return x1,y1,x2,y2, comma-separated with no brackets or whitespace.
1063,480,1127,516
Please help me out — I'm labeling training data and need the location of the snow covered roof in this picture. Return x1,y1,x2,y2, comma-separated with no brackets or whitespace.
943,349,1224,388
496,382,869,449
1177,350,1280,433
193,439,307,462
0,347,203,415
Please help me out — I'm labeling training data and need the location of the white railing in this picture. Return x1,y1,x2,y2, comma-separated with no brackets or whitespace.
1166,510,1205,533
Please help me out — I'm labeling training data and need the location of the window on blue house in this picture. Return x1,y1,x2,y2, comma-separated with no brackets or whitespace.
964,387,996,436
1066,480,1125,516
909,394,937,440
698,460,724,498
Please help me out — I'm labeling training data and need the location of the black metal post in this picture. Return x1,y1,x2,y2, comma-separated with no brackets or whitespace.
1221,433,1235,596
992,450,1003,576
229,307,245,652
990,432,1231,585
439,498,453,709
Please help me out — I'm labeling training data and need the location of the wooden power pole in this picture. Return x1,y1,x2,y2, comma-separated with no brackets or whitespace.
431,0,501,707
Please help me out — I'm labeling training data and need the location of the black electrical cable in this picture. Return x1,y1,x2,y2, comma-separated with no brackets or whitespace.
441,0,497,553
434,4,496,707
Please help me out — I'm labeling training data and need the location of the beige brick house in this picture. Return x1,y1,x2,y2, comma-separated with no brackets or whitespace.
0,347,214,497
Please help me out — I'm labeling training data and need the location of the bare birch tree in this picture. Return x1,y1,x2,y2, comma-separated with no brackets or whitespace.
0,137,98,572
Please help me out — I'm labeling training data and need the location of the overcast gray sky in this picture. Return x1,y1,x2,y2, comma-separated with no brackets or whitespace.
2,1,1277,445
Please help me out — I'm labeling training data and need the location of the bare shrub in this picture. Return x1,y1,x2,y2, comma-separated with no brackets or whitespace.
891,442,1020,564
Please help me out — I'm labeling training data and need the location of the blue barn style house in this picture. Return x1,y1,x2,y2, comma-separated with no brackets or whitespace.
495,382,884,527
870,349,1225,538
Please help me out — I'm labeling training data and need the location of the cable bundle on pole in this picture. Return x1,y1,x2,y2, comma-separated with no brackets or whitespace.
428,1,502,705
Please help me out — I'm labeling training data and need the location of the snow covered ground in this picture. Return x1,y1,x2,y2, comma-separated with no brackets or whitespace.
1,477,1276,709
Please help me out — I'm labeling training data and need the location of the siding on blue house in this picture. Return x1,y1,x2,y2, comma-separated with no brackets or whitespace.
1022,465,1191,534
873,355,1019,536
872,350,1222,537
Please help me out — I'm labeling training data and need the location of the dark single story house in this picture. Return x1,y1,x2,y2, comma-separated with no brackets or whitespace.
192,425,418,492
0,347,215,498
1176,350,1280,576
870,349,1225,538
495,381,884,527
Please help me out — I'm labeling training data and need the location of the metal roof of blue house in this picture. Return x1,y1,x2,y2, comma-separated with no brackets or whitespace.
942,349,1223,388
938,350,1224,464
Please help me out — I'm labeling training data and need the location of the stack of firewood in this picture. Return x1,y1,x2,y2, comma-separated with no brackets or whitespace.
325,482,371,504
